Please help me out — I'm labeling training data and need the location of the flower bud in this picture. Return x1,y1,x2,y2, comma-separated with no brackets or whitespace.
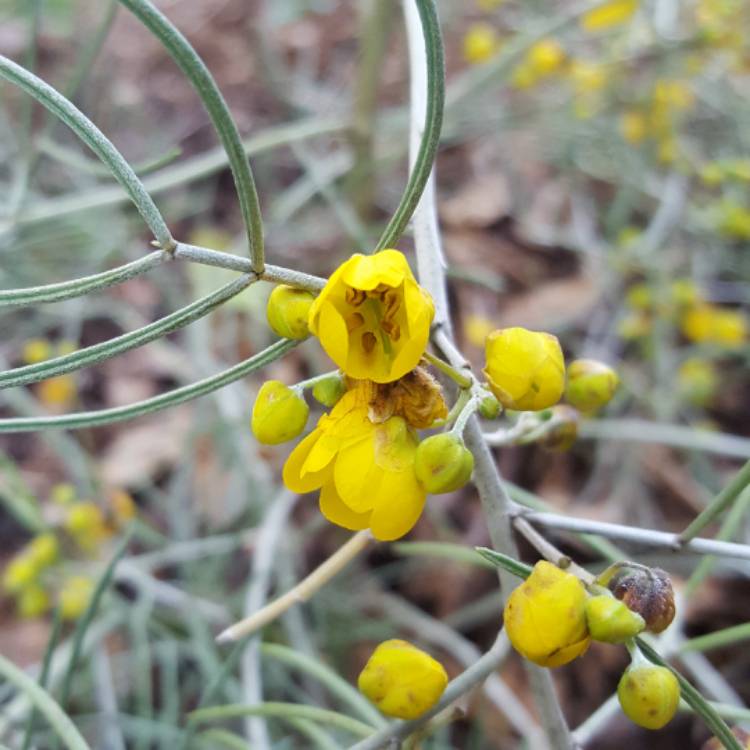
585,595,645,643
358,639,448,720
2,555,39,593
484,328,565,412
312,373,346,408
266,284,315,340
617,663,680,730
414,434,474,494
251,381,309,445
59,576,94,621
564,359,619,414
26,533,59,569
504,560,590,668
18,584,50,619
540,405,579,452
478,392,502,420
22,338,52,364
596,562,675,634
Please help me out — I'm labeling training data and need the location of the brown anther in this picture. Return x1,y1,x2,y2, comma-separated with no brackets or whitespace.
380,320,401,341
361,331,377,354
346,312,365,332
345,288,367,307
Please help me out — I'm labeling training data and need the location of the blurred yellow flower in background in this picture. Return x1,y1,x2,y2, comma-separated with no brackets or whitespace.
59,576,94,621
581,0,638,31
463,23,500,64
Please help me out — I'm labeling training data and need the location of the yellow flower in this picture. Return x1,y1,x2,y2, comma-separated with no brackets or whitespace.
581,0,638,31
251,381,310,445
266,284,314,340
26,533,59,569
526,39,565,77
700,162,725,186
464,314,496,348
463,23,500,65
59,576,94,621
681,304,747,347
109,489,137,526
669,279,701,308
22,338,52,364
620,111,648,144
18,584,50,619
358,639,448,719
617,663,680,730
308,250,434,384
38,375,77,408
283,384,425,541
2,555,39,593
504,560,590,667
484,327,565,411
717,201,750,240
564,359,619,414
64,502,109,550
677,358,717,406
50,482,77,505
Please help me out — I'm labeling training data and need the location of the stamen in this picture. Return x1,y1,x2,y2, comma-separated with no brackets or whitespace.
361,331,377,354
346,312,365,332
345,288,367,307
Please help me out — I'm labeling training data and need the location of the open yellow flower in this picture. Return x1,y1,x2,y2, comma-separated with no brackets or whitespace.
283,383,425,541
504,560,590,667
308,250,434,384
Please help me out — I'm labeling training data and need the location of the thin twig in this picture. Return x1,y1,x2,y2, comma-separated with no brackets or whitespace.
216,531,373,644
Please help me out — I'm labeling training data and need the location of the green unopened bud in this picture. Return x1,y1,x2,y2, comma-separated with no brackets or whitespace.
585,595,645,643
478,392,502,419
617,663,680,730
251,381,309,445
312,373,346,408
414,434,474,494
565,359,619,413
266,285,315,340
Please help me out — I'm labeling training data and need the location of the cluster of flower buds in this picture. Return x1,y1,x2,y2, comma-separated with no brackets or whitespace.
1,483,136,621
503,559,680,730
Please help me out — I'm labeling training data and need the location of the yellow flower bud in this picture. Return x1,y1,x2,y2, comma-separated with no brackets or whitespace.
26,533,59,569
463,23,500,65
580,0,638,31
311,373,346,408
681,304,747,347
478,392,502,420
625,283,653,311
50,482,77,505
564,359,619,414
700,162,725,186
597,562,675,634
618,312,651,340
2,555,39,593
251,381,309,445
617,663,680,730
585,595,645,643
65,502,106,537
109,489,137,526
620,111,648,144
669,279,701,308
266,284,315,340
526,39,565,77
38,375,77,407
18,584,50,619
677,358,717,407
59,576,94,621
22,338,52,364
504,560,590,667
414,434,474,494
484,328,565,412
712,308,747,346
358,639,448,720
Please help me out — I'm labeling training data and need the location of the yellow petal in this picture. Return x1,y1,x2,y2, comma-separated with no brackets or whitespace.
319,482,372,531
368,469,426,541
340,250,408,291
317,302,350,371
283,430,331,494
333,431,381,513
